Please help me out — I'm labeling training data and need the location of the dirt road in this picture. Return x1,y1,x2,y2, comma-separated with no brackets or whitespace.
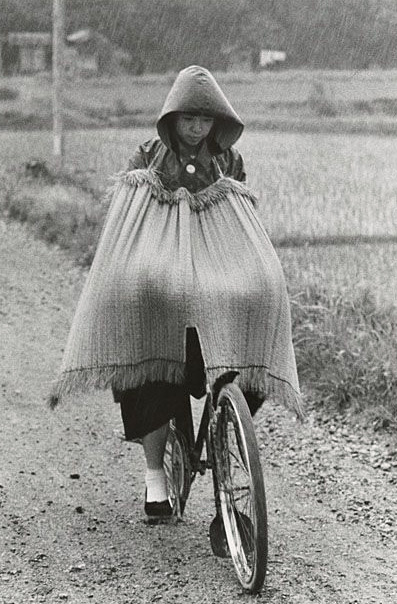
1,219,396,604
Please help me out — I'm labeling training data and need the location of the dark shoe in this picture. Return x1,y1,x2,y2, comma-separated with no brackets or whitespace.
144,498,173,524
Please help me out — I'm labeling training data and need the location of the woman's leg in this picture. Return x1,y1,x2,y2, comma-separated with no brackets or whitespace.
113,382,189,515
142,422,169,470
142,423,170,505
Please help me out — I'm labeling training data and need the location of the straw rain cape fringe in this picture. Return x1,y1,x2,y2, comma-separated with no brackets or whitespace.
104,169,259,211
50,169,302,417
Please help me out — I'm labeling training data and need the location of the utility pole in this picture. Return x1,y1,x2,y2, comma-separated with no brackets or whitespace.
52,0,65,166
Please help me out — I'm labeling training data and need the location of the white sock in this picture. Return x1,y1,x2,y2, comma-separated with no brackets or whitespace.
145,468,168,503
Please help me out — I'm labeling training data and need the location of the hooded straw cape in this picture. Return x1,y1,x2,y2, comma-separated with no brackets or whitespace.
50,66,302,416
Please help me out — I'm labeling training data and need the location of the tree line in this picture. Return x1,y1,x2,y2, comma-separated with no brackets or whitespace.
1,0,397,71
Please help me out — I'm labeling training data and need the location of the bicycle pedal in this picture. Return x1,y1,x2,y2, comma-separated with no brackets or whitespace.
209,515,230,558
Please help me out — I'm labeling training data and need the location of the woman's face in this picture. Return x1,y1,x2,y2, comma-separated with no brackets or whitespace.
175,113,214,148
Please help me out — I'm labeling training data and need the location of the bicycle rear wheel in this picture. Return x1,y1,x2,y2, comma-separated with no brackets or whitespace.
163,421,192,519
213,383,267,593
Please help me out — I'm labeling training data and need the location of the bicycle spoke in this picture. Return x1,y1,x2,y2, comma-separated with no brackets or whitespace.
163,424,192,519
228,447,249,473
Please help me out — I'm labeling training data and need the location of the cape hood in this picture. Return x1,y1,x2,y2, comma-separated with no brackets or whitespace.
157,65,244,153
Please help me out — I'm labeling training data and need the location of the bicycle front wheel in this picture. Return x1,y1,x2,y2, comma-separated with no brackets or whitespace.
213,383,267,593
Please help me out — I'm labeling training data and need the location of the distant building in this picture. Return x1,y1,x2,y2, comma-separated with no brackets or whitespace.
65,29,134,76
259,50,287,69
221,45,255,72
221,46,287,72
0,28,135,77
0,32,52,75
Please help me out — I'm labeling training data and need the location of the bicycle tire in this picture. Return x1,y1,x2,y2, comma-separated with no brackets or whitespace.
213,383,268,593
163,421,192,519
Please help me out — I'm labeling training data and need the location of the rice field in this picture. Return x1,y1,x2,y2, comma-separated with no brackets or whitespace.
279,242,397,308
242,132,397,242
4,69,397,119
1,127,396,307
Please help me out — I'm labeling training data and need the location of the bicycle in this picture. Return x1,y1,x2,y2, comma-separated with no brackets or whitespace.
163,370,268,594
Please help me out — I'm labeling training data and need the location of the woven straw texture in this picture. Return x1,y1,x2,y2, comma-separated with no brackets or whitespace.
51,170,301,416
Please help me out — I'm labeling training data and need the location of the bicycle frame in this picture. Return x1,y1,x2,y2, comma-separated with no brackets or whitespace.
174,388,212,478
174,371,241,517
175,370,240,477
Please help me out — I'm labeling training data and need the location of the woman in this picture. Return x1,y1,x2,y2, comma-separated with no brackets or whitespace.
50,66,301,522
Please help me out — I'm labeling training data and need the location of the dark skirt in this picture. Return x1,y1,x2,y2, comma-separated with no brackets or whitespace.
113,328,206,439
113,327,264,440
